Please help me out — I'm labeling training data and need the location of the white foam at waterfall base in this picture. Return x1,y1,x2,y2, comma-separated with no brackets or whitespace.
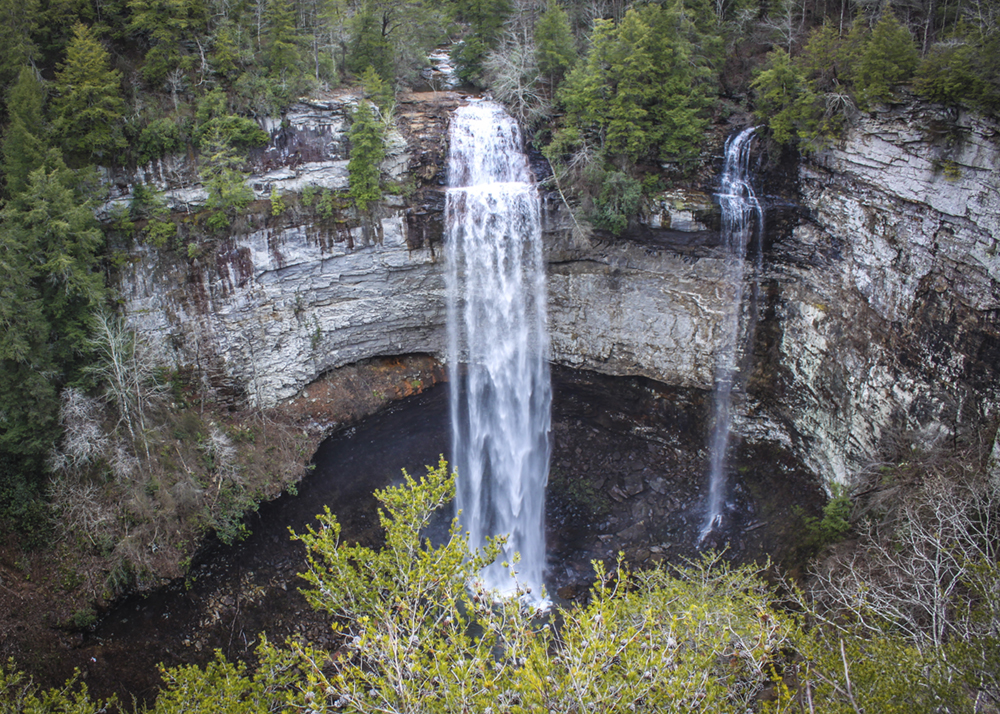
699,127,763,545
445,101,552,598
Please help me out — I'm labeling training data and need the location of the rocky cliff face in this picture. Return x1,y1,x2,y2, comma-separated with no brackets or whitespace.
760,103,1000,483
117,93,1000,487
120,91,460,406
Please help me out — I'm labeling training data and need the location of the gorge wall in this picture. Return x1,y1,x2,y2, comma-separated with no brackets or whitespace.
117,91,1000,487
764,103,1000,483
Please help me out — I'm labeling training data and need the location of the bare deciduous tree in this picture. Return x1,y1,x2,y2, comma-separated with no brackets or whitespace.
484,28,551,128
804,445,1000,706
86,310,168,461
48,387,110,472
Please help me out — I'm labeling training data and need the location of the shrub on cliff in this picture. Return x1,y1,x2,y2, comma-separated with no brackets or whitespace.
347,99,385,213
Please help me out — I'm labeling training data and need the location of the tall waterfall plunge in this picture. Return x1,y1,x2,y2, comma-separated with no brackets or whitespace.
700,127,763,544
445,102,552,596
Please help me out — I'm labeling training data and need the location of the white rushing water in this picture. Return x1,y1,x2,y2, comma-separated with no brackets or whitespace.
445,101,552,597
699,127,763,545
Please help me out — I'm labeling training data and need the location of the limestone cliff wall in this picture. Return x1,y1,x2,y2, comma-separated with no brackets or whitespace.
119,91,458,406
543,200,727,390
117,93,1000,486
763,103,1000,483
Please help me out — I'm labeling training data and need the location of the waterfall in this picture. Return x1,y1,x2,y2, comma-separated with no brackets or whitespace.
445,101,552,597
699,127,763,544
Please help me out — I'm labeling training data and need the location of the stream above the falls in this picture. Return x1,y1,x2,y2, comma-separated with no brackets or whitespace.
50,366,824,705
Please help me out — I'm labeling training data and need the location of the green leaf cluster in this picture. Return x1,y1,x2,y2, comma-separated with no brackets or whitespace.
346,3,393,81
752,14,920,150
50,23,126,163
4,460,1000,711
347,99,385,213
557,0,719,166
914,22,1000,113
127,0,208,84
0,158,106,506
137,118,185,165
194,90,269,150
290,459,799,713
452,0,512,84
535,2,575,85
0,659,112,714
853,11,919,109
589,167,642,236
1,67,47,197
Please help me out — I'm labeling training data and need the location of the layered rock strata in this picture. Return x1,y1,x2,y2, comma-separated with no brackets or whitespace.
762,103,1000,483
117,92,1000,487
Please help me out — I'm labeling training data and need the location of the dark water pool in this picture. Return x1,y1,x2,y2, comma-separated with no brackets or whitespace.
51,367,823,704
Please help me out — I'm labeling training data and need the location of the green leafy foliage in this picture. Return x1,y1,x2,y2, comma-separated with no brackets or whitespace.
589,167,642,236
193,90,269,149
4,460,1000,711
752,24,856,152
0,158,105,529
557,1,718,166
145,217,178,248
360,65,394,112
1,67,47,197
453,0,512,84
137,117,185,164
535,1,576,85
290,459,799,713
346,3,393,80
50,23,126,163
209,21,240,81
799,483,851,548
0,659,113,713
35,0,101,76
0,0,38,95
264,0,302,82
752,49,811,145
347,99,384,212
914,20,1000,114
199,124,255,232
127,0,208,84
150,644,296,714
853,11,918,109
269,186,286,216
796,629,963,713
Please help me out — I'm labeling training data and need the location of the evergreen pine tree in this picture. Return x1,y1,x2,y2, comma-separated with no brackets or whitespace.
854,10,918,108
914,30,986,109
199,122,255,232
211,22,241,81
51,23,126,163
0,0,38,98
535,1,576,86
347,99,384,212
346,2,392,80
361,65,394,112
752,48,808,145
127,0,208,84
0,158,105,468
452,0,512,85
264,0,302,81
2,67,48,197
557,0,716,165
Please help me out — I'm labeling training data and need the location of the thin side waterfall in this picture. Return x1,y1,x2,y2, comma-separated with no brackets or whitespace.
699,127,763,545
445,101,552,597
